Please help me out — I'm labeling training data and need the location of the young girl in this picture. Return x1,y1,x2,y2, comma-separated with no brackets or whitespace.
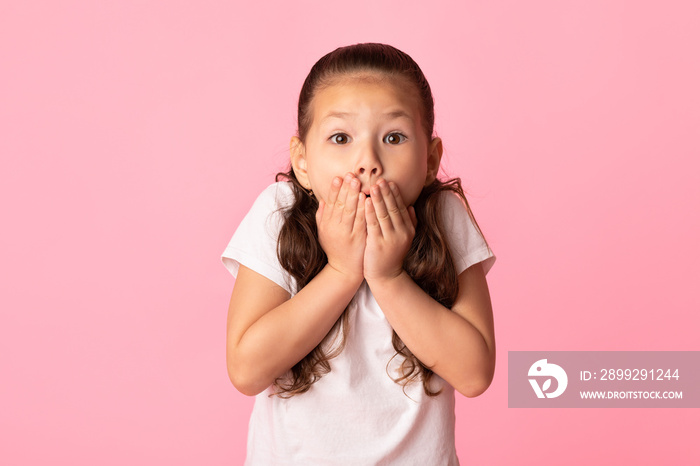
222,43,496,465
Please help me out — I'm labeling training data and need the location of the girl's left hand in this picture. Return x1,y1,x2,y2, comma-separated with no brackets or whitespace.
363,179,417,282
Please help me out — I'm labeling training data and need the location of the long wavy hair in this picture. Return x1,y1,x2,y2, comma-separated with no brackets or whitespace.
272,43,489,398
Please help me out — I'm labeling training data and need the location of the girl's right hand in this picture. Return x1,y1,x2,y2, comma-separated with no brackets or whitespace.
316,173,367,284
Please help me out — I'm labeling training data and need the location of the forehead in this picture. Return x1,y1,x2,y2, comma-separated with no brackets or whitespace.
311,73,422,120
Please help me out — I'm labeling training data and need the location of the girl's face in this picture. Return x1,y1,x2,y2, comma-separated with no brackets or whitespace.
291,74,442,205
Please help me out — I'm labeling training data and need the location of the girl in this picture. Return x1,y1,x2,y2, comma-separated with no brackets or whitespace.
222,43,496,465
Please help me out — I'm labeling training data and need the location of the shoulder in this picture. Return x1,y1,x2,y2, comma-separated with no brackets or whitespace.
239,181,296,230
436,189,496,275
250,181,296,213
439,189,465,215
236,181,298,244
221,181,297,292
438,189,472,232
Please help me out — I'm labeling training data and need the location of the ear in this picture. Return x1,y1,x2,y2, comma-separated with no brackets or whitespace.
424,137,443,186
290,136,311,189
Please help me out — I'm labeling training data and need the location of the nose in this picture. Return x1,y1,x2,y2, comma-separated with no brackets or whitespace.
354,142,383,185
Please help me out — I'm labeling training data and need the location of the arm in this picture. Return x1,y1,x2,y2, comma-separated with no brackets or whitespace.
364,179,495,397
226,263,361,396
367,263,495,398
227,175,366,396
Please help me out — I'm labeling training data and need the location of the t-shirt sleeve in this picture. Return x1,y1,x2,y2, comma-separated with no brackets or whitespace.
442,191,496,276
221,182,296,295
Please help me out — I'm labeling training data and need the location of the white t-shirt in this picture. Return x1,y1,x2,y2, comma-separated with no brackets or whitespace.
222,182,495,466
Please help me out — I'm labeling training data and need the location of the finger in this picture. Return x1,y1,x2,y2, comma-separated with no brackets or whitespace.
333,174,352,222
352,191,366,234
324,177,342,221
342,176,361,226
370,181,393,234
388,182,413,228
364,196,381,237
381,181,406,229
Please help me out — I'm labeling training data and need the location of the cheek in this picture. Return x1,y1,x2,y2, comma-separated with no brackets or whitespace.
307,167,334,203
307,155,347,196
398,160,428,204
315,186,331,205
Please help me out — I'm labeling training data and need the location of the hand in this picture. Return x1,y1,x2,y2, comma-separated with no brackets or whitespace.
363,179,417,283
316,173,367,283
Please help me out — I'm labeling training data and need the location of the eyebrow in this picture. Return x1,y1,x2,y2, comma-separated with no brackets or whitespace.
320,110,414,122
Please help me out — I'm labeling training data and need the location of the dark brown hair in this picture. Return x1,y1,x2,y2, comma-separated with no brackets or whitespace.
273,43,488,397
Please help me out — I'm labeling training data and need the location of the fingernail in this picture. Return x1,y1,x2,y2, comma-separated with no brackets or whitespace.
333,177,341,187
344,174,353,183
351,178,360,188
372,185,380,195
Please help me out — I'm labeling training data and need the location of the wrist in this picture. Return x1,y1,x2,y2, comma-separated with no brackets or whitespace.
324,263,365,288
365,269,410,294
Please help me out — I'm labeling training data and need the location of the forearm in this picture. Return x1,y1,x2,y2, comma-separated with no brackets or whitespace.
367,271,495,397
232,265,361,395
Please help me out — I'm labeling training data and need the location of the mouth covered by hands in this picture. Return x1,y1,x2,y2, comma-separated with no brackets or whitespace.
315,173,417,283
316,173,368,283
363,177,417,282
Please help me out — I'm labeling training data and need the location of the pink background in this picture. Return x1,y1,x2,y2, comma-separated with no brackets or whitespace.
1,1,698,465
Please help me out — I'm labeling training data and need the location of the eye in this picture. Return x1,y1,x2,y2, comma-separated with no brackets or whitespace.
330,133,350,145
384,132,407,145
